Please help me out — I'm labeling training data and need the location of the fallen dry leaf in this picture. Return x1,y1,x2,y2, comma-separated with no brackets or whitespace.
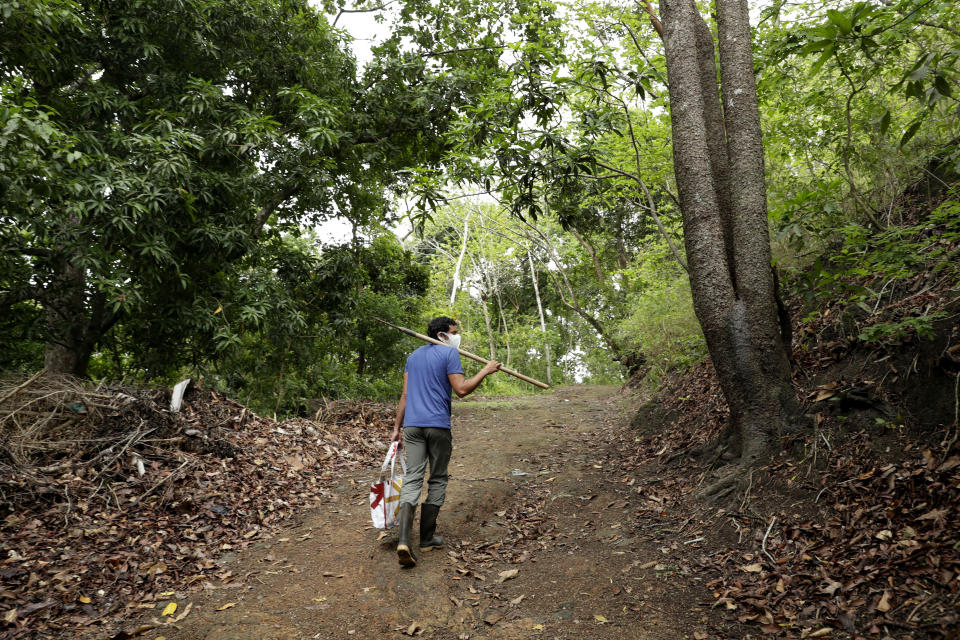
483,611,503,625
216,602,236,611
161,602,177,617
498,568,519,583
173,602,192,622
876,590,892,612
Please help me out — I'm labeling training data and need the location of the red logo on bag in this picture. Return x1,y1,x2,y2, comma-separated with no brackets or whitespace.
370,482,385,509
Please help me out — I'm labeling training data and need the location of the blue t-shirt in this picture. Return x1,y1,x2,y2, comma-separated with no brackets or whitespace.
403,344,464,428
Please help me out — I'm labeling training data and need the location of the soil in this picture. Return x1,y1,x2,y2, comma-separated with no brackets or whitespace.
115,385,716,640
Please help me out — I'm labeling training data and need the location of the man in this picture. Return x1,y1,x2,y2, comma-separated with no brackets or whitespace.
390,316,501,567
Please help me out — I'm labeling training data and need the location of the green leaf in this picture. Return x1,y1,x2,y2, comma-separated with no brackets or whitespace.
934,74,953,98
809,44,835,75
899,120,922,148
798,39,833,55
826,10,852,35
879,110,890,136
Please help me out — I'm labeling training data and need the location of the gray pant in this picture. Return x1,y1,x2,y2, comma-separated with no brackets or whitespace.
399,427,452,508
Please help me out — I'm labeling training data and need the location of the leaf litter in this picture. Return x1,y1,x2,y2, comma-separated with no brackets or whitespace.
619,270,960,639
0,375,392,638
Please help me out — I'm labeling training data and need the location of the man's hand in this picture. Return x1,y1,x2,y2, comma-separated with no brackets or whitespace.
449,359,502,398
481,360,502,376
391,425,402,445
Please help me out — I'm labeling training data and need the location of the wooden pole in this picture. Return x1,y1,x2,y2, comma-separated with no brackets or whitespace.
374,318,551,390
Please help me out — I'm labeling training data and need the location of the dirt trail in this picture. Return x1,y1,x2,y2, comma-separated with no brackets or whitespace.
128,385,706,640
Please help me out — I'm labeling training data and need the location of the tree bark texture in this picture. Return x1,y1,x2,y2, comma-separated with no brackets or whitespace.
42,254,93,376
660,0,798,463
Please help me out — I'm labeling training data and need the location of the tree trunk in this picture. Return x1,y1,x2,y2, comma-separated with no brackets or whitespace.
450,214,470,305
527,248,552,387
479,294,496,360
43,253,94,376
569,228,604,281
357,326,367,375
493,282,512,368
660,0,799,464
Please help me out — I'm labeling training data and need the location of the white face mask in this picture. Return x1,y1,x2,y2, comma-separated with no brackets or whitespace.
440,332,461,350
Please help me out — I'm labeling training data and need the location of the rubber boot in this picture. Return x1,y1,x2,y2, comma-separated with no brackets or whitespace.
396,503,417,567
419,504,443,552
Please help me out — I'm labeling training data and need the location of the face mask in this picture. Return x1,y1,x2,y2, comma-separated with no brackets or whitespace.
440,332,461,350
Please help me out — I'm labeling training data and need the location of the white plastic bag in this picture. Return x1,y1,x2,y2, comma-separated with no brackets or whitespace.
370,441,406,529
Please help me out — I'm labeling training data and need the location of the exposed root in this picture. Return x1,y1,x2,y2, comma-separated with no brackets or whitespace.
699,463,753,505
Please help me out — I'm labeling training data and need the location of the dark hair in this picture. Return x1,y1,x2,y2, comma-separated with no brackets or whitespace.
427,316,458,340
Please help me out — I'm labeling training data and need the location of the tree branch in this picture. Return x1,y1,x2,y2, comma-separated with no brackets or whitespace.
639,0,664,38
426,45,508,58
251,180,303,240
569,227,605,281
332,1,399,27
592,159,688,271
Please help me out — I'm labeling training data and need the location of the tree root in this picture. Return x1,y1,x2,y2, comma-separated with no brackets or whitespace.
699,463,754,505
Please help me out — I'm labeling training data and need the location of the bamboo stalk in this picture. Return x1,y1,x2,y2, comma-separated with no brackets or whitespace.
374,318,550,390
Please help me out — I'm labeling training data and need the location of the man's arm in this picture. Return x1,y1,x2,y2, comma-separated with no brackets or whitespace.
448,360,501,398
391,372,408,443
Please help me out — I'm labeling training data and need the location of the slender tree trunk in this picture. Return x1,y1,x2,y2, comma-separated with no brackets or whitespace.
527,248,552,387
494,282,512,368
479,295,496,360
450,214,470,305
660,0,800,464
569,228,604,281
357,326,367,375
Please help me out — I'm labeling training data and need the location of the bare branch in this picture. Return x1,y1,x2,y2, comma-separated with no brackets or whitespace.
332,1,399,27
426,45,508,58
591,159,687,271
639,0,664,39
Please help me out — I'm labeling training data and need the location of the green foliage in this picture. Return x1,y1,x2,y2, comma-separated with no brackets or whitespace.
795,193,960,309
858,312,946,345
759,0,960,241
615,247,705,386
205,230,428,415
4,0,959,409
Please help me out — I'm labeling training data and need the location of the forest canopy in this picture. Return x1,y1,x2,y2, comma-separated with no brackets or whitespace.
1,0,957,419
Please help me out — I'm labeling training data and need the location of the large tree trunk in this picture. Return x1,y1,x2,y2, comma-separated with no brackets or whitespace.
43,253,94,376
660,0,799,464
